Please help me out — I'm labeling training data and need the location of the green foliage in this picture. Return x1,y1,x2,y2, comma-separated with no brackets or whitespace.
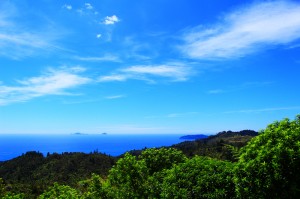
107,148,187,198
0,151,116,198
139,147,187,174
0,178,5,197
39,183,79,199
161,156,235,199
79,174,109,199
0,178,25,199
2,193,25,199
3,121,300,198
234,116,300,198
173,130,257,161
108,153,148,198
140,148,187,198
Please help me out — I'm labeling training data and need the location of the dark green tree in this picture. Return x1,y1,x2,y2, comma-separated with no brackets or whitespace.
0,178,5,197
234,116,300,198
1,193,25,199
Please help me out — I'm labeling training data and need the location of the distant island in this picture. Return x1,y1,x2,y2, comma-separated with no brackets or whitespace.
71,132,87,135
180,134,208,140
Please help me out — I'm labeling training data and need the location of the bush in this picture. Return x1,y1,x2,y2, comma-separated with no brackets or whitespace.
234,116,300,198
161,156,235,199
39,183,79,199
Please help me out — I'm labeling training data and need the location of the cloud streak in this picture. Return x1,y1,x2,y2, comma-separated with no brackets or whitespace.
105,95,126,100
223,106,300,114
74,55,121,62
0,67,91,106
181,1,300,59
0,2,63,59
208,81,273,94
98,64,193,83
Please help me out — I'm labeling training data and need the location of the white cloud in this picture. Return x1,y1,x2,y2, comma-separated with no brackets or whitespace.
98,64,193,83
105,95,126,100
85,3,93,10
63,4,72,10
74,54,120,62
0,67,91,106
207,89,225,94
96,34,102,38
146,112,199,119
0,32,62,59
123,65,191,81
98,74,129,82
167,112,199,118
103,15,120,25
223,106,300,114
76,3,98,16
208,81,273,94
181,1,300,59
0,3,63,59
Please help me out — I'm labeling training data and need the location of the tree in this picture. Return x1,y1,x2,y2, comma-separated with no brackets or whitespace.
139,148,187,175
1,193,25,199
234,116,300,198
39,183,79,199
139,148,187,198
108,153,148,198
161,156,235,199
107,148,187,198
79,174,109,199
0,178,5,197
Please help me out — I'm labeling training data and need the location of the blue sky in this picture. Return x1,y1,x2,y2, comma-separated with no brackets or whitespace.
1,0,300,134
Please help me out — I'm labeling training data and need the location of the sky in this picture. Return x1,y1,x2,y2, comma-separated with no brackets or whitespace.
1,0,300,134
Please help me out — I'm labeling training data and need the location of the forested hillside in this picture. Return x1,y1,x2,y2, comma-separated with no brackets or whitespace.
0,152,116,198
173,130,257,161
1,116,299,198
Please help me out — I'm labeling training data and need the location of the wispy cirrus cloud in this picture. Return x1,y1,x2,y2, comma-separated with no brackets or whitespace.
98,64,193,83
0,32,62,59
223,106,300,114
105,95,126,100
181,1,300,59
146,112,199,119
0,2,63,59
207,89,225,94
74,54,121,62
0,67,91,106
167,112,199,118
208,81,273,94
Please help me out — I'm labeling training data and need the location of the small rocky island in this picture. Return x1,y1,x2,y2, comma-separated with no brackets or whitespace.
180,134,208,140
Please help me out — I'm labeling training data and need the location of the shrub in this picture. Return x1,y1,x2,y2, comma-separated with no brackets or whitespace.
161,156,235,199
234,116,300,198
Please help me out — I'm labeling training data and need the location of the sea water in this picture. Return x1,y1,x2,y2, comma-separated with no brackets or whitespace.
0,134,183,161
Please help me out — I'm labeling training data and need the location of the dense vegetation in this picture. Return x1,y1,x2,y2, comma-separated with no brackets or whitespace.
0,116,299,198
173,130,257,161
0,152,116,198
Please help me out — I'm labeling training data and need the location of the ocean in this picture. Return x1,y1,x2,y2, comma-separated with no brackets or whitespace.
0,134,184,161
